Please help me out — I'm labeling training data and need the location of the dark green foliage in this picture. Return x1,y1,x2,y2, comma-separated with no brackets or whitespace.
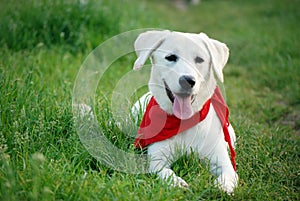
0,0,120,52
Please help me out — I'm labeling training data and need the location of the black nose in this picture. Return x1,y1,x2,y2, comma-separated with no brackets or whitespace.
179,75,196,89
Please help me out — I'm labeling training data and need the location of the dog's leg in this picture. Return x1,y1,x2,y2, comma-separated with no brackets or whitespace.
208,139,238,194
148,143,189,188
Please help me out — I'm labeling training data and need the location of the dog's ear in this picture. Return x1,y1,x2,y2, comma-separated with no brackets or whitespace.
199,33,229,82
133,30,171,70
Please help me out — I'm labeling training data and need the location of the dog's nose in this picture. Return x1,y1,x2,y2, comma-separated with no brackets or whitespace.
179,75,196,89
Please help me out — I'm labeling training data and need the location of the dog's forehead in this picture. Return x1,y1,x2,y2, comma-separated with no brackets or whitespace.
159,32,207,55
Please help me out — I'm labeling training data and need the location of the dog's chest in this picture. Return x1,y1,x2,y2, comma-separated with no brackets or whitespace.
171,105,222,152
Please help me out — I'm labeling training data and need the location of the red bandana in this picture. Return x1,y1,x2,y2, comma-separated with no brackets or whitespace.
134,87,236,171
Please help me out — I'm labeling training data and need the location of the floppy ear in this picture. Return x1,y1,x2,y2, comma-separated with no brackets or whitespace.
133,30,171,70
199,33,229,82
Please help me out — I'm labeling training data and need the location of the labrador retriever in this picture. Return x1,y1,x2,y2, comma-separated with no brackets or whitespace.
132,30,238,194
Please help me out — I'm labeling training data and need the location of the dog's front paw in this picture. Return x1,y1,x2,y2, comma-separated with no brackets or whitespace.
170,175,189,188
157,168,189,189
214,173,238,194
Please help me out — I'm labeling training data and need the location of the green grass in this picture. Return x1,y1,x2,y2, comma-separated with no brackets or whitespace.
0,0,299,200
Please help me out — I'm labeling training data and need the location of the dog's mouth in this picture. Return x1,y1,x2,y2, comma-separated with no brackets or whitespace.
164,81,175,103
164,81,195,120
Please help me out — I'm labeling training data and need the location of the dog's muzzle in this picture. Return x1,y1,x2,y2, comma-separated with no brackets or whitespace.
163,80,195,104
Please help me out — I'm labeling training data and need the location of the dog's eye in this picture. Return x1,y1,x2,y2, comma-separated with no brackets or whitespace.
165,54,178,62
195,56,204,64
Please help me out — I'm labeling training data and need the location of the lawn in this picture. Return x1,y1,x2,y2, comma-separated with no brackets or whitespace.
0,0,299,200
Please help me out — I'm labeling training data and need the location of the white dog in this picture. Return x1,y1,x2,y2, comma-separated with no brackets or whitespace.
132,30,238,194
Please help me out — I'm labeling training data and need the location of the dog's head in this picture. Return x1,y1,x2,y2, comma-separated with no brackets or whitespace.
133,30,229,120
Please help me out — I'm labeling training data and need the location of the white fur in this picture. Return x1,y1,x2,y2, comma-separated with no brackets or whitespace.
132,30,238,194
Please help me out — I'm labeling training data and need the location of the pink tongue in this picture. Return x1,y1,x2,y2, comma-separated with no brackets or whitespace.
173,95,193,120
